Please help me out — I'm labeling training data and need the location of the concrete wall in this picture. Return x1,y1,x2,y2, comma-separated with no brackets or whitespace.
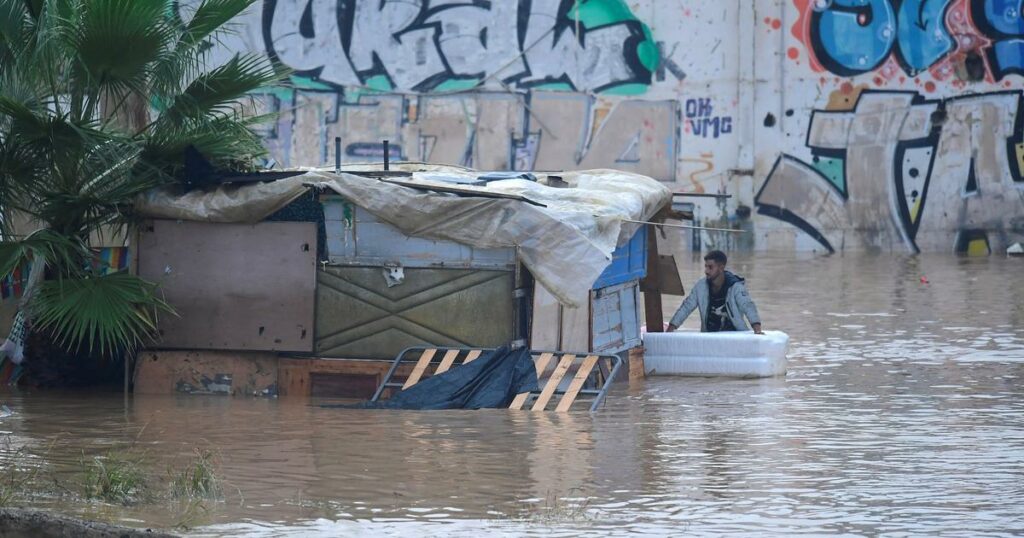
185,0,1023,254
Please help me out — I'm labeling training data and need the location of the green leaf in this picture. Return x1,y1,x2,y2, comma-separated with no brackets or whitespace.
0,0,28,44
68,0,175,96
0,228,88,279
160,53,282,124
177,0,255,48
30,271,176,357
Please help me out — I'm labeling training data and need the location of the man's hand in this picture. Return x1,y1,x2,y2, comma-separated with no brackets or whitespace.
666,324,678,333
752,323,763,335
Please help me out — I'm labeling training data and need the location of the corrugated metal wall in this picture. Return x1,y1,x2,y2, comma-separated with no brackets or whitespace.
315,266,514,359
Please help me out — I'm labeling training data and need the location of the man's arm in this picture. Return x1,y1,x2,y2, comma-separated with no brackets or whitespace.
666,287,699,332
735,283,763,334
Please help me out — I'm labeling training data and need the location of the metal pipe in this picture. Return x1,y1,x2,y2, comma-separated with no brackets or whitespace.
334,137,341,174
618,218,749,233
672,192,732,199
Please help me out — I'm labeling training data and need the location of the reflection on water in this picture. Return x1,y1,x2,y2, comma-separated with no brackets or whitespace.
1,254,1023,535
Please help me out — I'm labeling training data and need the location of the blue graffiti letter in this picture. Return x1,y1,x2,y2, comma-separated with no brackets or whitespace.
810,0,898,75
972,0,1024,78
895,0,955,74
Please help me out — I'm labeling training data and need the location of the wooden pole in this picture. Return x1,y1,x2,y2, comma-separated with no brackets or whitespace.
641,223,664,332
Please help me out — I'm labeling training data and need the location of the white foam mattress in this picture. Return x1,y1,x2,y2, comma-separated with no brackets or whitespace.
643,330,789,378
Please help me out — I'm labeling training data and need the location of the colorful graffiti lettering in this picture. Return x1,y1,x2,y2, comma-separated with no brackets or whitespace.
795,0,1024,79
972,0,1024,78
178,0,679,179
218,0,661,93
261,91,680,179
755,89,1024,254
684,98,733,139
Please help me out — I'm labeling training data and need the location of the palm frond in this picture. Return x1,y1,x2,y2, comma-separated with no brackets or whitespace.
0,0,29,45
30,271,176,357
158,53,281,125
0,228,88,278
65,0,175,110
144,111,268,176
177,0,255,48
0,94,48,138
33,136,169,235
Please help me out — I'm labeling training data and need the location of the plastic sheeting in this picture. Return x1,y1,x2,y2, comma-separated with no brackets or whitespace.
135,174,310,223
643,330,790,378
135,165,671,306
341,345,538,410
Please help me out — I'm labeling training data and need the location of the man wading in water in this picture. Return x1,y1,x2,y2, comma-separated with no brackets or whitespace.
666,250,763,334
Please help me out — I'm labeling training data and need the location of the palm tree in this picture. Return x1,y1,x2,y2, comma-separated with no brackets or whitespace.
0,0,286,362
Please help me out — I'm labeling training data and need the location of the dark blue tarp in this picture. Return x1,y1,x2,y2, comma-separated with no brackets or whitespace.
343,345,539,410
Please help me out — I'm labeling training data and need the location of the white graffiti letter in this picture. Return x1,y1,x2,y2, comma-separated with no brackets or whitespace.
266,0,358,85
347,0,448,90
423,0,525,82
520,0,638,91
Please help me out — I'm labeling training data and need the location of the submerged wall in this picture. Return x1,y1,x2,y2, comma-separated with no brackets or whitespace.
187,0,1024,254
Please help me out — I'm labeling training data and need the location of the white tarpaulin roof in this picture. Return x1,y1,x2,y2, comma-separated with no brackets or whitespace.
136,165,671,307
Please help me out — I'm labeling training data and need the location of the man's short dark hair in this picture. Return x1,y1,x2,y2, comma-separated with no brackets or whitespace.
704,250,727,265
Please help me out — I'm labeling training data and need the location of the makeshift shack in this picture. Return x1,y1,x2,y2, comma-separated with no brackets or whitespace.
131,164,673,399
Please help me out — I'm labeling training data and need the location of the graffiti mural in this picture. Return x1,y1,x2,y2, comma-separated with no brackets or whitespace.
755,89,1024,254
793,0,1024,81
178,0,659,93
684,98,734,139
251,87,680,178
174,0,682,178
258,0,659,93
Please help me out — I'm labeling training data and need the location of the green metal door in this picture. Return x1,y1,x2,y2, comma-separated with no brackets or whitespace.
315,266,514,359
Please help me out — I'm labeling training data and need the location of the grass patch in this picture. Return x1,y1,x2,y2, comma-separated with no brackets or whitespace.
169,449,222,500
82,453,147,505
172,499,211,532
518,489,596,524
0,433,56,508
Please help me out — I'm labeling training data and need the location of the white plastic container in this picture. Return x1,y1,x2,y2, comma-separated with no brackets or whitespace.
643,330,789,378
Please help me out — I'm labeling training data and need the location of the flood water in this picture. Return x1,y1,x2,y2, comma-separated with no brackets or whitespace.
2,253,1023,536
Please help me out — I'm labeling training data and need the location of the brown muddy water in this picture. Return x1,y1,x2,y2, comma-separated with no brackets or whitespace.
1,253,1023,536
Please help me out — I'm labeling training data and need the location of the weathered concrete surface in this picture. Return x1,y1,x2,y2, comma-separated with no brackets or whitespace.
134,350,278,397
0,508,178,538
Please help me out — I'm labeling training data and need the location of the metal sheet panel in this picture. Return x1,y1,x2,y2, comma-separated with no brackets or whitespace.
316,266,514,359
138,220,317,352
592,280,642,354
322,198,515,269
592,225,648,289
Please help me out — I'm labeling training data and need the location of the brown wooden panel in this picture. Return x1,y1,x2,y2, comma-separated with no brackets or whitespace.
641,223,664,331
138,220,316,352
134,350,278,396
311,372,378,399
278,358,416,398
555,355,599,412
